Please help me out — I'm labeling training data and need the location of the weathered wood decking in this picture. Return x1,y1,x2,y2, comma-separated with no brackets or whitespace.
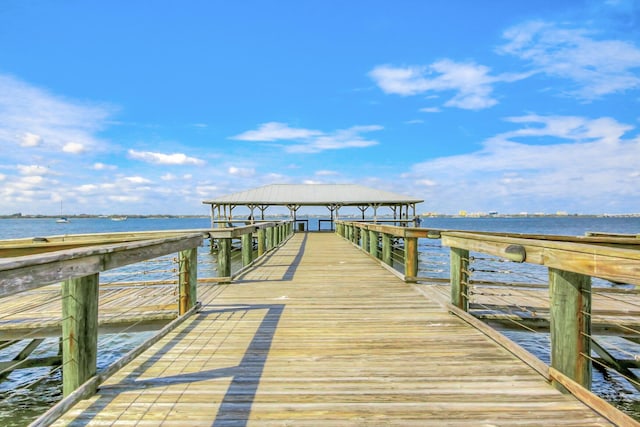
54,233,612,426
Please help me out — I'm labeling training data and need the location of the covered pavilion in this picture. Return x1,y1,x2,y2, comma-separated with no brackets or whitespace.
202,184,423,230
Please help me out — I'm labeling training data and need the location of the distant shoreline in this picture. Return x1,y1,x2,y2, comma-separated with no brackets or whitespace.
1,213,639,219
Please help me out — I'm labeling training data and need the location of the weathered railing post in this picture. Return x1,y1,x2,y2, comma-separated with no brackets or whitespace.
266,226,273,250
242,231,253,266
382,233,392,266
179,247,198,315
549,268,592,391
361,226,369,250
404,236,418,282
62,273,99,397
257,228,266,256
369,229,378,258
217,238,232,277
450,247,469,311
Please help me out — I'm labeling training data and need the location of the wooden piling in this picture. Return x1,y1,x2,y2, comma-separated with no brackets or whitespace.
549,268,592,391
178,248,197,315
382,233,392,266
450,247,469,311
62,273,99,397
404,237,418,282
217,238,231,277
257,228,266,256
242,232,253,266
369,230,378,258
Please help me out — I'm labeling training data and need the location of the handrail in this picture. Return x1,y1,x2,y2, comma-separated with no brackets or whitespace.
335,219,640,424
0,220,295,416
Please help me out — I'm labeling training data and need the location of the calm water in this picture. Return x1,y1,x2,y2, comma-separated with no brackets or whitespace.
1,216,639,424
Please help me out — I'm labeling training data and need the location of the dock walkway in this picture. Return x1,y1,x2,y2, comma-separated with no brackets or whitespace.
54,233,612,426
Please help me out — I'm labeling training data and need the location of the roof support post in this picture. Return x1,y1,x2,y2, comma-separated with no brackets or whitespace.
369,203,381,223
258,205,268,220
247,204,257,223
357,205,367,220
287,204,300,222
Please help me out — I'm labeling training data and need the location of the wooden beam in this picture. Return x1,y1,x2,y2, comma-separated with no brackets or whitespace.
442,232,640,286
0,234,203,297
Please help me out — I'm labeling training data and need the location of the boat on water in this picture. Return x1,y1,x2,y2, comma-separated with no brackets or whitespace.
110,216,127,221
56,217,69,223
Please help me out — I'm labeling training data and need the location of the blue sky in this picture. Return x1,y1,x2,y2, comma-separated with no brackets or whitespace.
1,0,639,215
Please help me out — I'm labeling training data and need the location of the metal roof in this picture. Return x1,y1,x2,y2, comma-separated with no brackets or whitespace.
202,184,423,206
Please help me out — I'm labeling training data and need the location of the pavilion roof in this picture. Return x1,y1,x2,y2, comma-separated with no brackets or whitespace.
202,184,423,207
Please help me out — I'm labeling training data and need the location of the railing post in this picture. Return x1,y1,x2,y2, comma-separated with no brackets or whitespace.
404,237,418,282
450,247,469,311
362,227,369,250
369,230,378,258
242,232,253,266
257,228,266,256
382,233,392,266
179,247,198,315
218,238,232,277
266,226,273,250
549,268,592,391
62,273,99,397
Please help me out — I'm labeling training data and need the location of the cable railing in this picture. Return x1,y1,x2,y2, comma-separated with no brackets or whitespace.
335,220,640,420
0,220,294,426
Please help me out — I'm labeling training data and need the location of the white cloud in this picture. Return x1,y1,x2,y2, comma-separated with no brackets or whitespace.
77,184,98,193
161,173,177,181
0,174,5,181
17,164,49,176
123,176,152,184
499,21,640,98
232,123,382,153
228,166,256,177
92,162,117,170
128,149,205,166
232,122,323,141
407,114,639,213
63,142,86,154
316,170,339,176
0,74,113,153
21,132,42,147
369,60,527,110
419,107,441,113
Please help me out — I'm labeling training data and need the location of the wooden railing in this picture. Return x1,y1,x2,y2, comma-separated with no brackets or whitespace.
335,221,640,398
0,221,293,409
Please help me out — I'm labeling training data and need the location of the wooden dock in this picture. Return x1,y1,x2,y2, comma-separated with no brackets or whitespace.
51,233,615,426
